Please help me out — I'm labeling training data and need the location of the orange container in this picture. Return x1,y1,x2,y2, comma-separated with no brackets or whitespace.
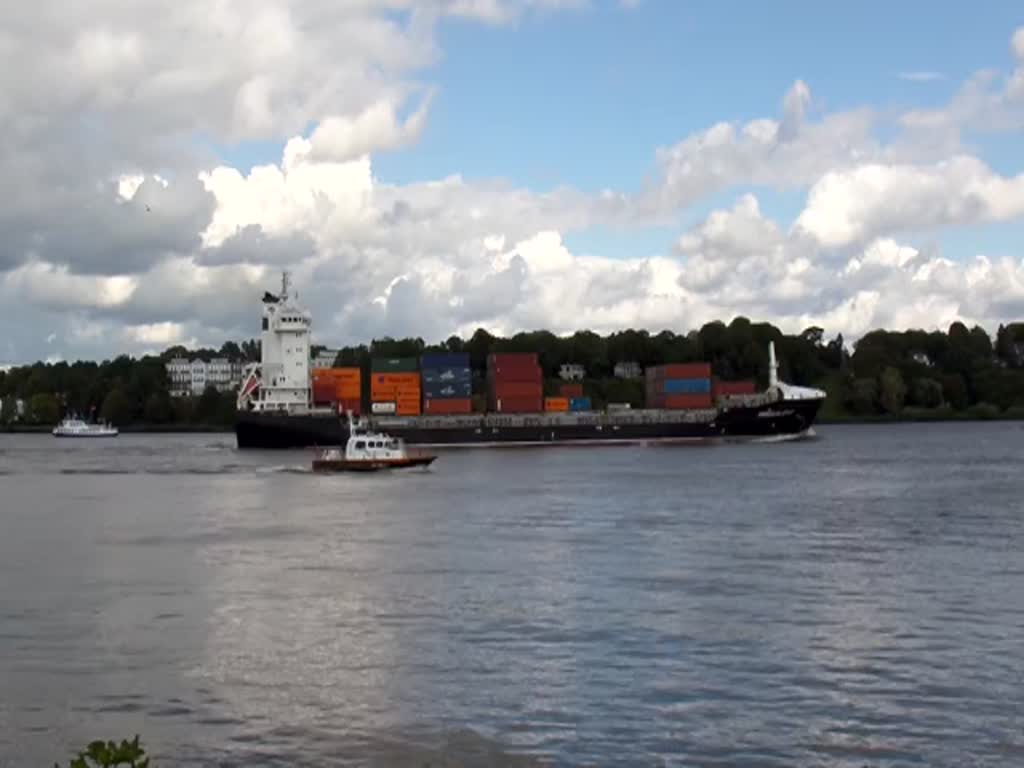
372,372,419,387
313,367,360,383
371,373,420,402
544,397,570,412
371,385,420,398
335,379,360,395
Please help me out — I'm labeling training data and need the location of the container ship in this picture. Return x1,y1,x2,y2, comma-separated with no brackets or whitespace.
235,273,826,449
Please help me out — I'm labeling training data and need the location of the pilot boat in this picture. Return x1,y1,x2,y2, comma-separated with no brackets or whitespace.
311,415,436,473
52,416,119,438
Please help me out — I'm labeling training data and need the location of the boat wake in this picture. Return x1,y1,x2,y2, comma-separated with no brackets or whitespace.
748,427,817,444
255,465,311,475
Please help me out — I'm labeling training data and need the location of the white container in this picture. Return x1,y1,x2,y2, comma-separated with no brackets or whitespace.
371,402,397,414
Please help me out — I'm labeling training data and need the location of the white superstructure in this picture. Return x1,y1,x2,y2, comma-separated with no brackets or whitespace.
768,341,827,402
53,417,119,438
237,272,316,413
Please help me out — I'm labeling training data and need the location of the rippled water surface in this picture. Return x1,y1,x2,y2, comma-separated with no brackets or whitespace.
2,423,1024,767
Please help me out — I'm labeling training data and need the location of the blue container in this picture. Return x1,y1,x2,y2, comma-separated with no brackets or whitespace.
662,378,711,394
569,397,591,411
422,367,472,385
423,380,472,399
420,353,470,369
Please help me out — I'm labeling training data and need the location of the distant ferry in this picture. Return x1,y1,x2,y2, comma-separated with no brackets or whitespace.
234,273,825,449
53,416,119,438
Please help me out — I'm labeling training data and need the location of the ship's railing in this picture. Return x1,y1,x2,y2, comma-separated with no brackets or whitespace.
371,406,738,429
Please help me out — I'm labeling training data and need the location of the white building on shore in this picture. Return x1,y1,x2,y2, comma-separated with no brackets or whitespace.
167,357,244,397
312,348,340,368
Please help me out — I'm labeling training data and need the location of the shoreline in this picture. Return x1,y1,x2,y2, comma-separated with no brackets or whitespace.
1,424,233,434
4,412,1024,434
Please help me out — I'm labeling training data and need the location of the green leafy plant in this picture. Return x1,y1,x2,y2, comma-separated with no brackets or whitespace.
56,736,150,768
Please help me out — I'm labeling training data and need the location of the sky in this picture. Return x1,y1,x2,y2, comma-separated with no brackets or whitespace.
2,0,1024,364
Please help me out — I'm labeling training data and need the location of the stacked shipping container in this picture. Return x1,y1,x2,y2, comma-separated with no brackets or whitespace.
559,382,584,398
371,357,420,415
645,363,714,409
714,379,757,396
421,353,473,415
488,353,543,413
544,397,569,412
310,356,757,418
311,367,362,414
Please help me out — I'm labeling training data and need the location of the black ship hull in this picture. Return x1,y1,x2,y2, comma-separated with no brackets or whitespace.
234,397,822,449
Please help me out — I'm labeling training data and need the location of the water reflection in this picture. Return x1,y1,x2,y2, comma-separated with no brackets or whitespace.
3,425,1024,766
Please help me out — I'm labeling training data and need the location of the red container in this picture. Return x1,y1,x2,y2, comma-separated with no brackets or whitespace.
650,363,712,380
491,381,543,398
488,353,538,367
652,393,713,409
559,382,584,397
494,396,543,413
716,380,757,396
336,398,361,415
312,380,336,404
424,398,472,415
489,366,541,382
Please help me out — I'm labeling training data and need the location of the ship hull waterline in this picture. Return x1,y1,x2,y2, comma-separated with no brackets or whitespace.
234,398,822,450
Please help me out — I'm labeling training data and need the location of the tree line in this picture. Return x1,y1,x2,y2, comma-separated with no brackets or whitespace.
2,319,1024,426
0,342,248,428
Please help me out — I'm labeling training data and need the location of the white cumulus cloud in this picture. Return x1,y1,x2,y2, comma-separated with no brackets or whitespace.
2,8,1024,366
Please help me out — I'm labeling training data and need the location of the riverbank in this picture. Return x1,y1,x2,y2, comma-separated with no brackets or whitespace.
817,403,1024,424
5,408,1024,435
1,423,233,434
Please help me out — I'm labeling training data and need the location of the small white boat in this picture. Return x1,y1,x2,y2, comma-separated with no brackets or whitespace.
312,415,435,473
52,416,119,438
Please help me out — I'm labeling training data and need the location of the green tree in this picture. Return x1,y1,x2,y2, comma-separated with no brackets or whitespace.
29,393,60,424
101,388,132,426
240,339,261,362
219,341,243,359
941,373,970,410
972,368,1024,411
910,378,944,409
171,396,195,424
143,392,174,424
878,366,907,415
194,385,223,424
57,735,149,768
845,377,878,415
1,395,18,424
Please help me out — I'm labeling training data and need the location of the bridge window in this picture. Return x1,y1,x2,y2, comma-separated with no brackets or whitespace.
354,441,366,450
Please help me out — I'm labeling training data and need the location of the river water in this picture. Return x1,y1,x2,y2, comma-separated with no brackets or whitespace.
1,423,1023,767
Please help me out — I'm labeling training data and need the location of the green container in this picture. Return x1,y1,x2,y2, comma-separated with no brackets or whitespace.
371,357,419,373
